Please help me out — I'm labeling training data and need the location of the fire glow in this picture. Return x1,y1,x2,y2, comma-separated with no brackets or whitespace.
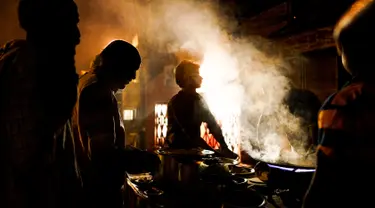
197,45,242,155
143,0,316,166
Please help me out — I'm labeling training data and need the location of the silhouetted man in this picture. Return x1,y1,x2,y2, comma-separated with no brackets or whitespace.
0,0,80,207
72,40,160,208
166,60,238,159
303,1,375,207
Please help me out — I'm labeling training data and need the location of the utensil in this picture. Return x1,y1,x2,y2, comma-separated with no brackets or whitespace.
156,148,215,157
202,157,239,166
228,165,255,177
126,172,154,186
156,148,210,186
143,187,164,197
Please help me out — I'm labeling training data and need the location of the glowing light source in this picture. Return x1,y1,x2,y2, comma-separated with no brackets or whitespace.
155,104,168,147
132,34,139,48
196,48,241,155
123,109,135,121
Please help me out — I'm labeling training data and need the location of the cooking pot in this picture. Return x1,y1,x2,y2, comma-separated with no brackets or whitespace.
199,163,251,193
155,148,215,188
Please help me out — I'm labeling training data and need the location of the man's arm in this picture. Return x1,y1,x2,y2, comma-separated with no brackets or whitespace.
198,98,228,148
79,85,119,161
166,102,176,146
80,85,160,173
167,101,214,150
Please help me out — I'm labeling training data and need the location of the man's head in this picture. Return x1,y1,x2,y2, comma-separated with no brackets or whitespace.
92,40,141,90
18,0,80,51
334,0,375,76
175,60,202,90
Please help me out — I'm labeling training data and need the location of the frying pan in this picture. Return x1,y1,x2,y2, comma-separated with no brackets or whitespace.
262,160,315,171
251,152,316,170
254,160,315,203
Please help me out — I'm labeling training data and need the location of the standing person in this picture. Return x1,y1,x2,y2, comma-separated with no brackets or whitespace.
0,0,80,207
72,40,160,208
303,1,375,207
166,60,238,159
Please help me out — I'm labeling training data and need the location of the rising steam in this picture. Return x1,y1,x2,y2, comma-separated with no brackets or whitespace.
149,0,315,167
77,0,316,167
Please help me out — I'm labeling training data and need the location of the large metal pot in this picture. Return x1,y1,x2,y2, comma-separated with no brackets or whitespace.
155,148,215,188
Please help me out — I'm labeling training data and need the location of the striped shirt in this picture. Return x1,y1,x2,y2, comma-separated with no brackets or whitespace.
304,79,375,208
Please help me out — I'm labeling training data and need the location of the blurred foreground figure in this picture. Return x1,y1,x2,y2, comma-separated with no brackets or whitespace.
303,1,375,207
166,60,238,159
72,40,160,208
0,0,80,207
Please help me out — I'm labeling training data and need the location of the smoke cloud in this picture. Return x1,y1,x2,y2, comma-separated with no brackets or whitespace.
76,0,316,167
136,0,316,167
0,0,316,167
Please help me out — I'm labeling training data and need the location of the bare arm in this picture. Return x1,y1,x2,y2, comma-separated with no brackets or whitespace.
80,86,157,172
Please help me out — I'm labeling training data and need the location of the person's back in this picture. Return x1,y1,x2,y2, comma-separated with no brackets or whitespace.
168,90,209,149
166,60,237,158
0,0,81,207
303,1,375,207
72,40,160,208
0,39,49,208
311,80,375,207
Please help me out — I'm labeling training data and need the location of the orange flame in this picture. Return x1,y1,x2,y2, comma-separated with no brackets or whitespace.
132,34,138,48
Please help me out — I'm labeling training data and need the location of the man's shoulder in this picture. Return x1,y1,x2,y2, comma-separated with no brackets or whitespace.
168,91,182,103
79,73,100,94
0,39,29,73
79,72,97,86
0,39,27,55
324,82,375,108
168,90,199,105
79,76,110,102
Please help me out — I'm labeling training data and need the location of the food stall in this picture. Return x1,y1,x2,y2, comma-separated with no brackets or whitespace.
124,43,320,207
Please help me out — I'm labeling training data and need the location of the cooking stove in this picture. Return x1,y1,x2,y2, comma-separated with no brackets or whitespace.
248,162,315,208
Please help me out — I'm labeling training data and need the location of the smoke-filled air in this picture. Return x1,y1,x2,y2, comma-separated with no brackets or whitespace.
81,0,316,167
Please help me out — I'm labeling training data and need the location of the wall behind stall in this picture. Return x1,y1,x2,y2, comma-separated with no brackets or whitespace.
144,63,179,149
302,48,338,102
0,0,140,72
0,0,24,45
